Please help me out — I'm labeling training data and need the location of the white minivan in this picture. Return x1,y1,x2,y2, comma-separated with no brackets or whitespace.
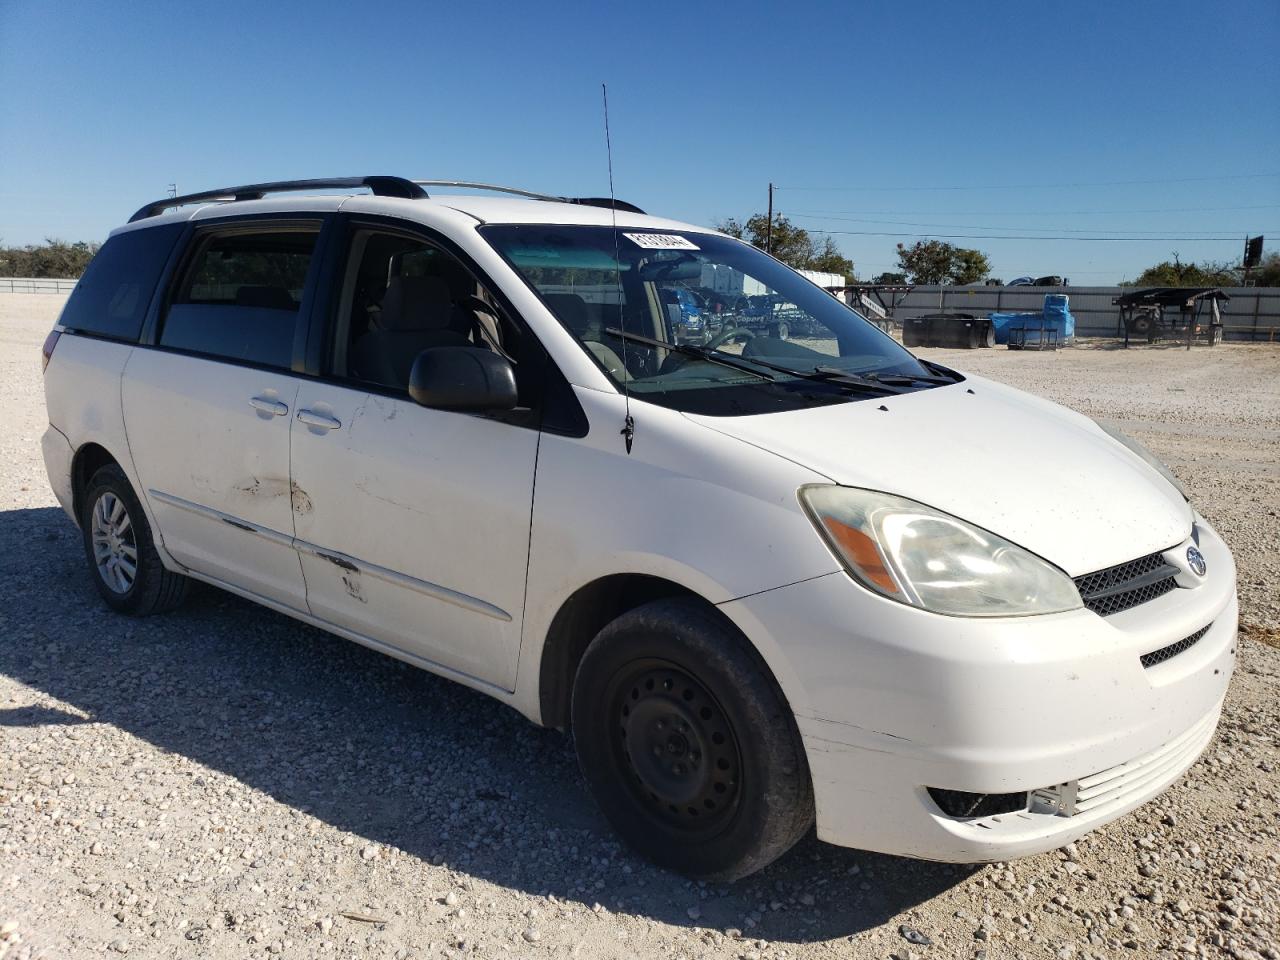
41,177,1237,880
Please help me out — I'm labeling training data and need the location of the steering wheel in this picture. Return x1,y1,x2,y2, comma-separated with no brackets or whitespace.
703,326,756,352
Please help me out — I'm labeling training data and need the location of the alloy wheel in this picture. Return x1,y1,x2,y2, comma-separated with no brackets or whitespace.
90,491,138,594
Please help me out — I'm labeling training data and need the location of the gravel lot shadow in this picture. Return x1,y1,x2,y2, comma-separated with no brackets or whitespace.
0,504,973,943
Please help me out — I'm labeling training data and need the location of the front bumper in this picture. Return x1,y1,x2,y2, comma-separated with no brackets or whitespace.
719,516,1237,862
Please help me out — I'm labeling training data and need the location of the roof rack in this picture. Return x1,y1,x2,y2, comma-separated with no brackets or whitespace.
128,175,646,224
414,180,645,215
128,176,428,223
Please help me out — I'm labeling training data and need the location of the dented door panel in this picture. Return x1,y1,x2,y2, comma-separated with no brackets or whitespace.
121,349,307,609
289,382,537,690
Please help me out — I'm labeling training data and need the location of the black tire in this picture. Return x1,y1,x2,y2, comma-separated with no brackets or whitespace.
571,598,813,881
80,464,189,615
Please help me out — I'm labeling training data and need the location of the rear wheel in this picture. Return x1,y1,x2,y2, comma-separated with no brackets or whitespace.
572,598,813,881
80,464,189,615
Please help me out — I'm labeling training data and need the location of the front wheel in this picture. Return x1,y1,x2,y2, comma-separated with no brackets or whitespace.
572,598,813,881
80,464,189,615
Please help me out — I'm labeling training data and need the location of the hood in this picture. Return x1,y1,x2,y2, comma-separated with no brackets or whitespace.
687,375,1192,577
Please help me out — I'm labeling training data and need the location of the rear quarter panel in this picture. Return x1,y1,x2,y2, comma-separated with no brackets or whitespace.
43,334,178,566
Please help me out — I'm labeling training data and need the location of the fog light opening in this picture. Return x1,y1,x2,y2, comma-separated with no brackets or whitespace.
926,787,1028,819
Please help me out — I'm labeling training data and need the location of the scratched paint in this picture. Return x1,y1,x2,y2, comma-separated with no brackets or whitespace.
290,481,313,515
317,551,358,573
232,476,291,499
341,572,368,603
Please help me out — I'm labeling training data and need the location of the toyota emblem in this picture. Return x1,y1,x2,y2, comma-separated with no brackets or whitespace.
1186,545,1207,577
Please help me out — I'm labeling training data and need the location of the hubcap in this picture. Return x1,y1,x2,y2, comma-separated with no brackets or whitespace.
90,492,137,594
614,663,740,830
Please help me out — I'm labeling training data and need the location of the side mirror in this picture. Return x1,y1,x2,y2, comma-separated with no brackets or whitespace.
408,347,518,411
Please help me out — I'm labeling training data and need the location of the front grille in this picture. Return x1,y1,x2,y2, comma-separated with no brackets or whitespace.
1074,550,1180,616
950,710,1221,831
1141,623,1212,668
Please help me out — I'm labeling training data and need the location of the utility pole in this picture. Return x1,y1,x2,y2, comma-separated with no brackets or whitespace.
765,182,773,254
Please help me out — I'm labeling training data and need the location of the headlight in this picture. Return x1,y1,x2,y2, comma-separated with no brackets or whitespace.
799,486,1082,617
1094,421,1189,501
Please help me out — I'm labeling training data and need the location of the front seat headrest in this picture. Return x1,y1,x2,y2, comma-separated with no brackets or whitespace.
542,293,594,337
380,275,454,332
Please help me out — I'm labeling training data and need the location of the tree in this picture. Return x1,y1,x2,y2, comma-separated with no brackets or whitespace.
950,247,992,285
1126,254,1239,288
1250,252,1280,287
0,238,100,278
894,240,991,285
807,235,856,277
716,214,854,278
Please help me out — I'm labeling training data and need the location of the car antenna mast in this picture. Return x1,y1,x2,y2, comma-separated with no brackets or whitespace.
602,83,634,455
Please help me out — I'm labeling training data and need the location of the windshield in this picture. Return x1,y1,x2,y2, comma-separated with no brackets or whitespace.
481,225,945,416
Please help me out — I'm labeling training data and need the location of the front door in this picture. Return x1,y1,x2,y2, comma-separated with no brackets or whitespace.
288,225,539,689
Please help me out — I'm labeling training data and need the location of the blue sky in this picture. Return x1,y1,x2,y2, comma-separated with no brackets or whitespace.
1,0,1277,283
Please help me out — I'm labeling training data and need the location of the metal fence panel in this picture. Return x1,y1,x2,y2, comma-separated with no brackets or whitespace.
0,277,79,294
879,286,1280,341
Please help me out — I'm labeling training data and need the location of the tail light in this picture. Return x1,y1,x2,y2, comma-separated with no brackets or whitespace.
41,330,61,373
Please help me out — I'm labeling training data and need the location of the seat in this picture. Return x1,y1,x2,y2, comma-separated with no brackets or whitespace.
542,293,629,380
454,293,508,356
349,275,470,388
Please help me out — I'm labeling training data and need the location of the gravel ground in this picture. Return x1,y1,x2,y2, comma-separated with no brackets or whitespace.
2,292,1277,960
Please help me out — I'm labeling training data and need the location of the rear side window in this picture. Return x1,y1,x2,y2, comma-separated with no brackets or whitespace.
160,228,319,369
58,223,184,342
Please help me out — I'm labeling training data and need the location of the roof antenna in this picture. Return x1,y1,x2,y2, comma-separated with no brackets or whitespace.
602,83,634,454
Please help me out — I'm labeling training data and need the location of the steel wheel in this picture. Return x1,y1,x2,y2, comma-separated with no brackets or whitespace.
90,490,138,594
612,659,742,832
572,598,813,880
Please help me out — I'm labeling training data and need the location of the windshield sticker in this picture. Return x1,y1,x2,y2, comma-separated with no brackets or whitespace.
623,233,700,251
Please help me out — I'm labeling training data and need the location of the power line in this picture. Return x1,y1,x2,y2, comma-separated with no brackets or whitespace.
790,212,1269,235
805,228,1270,242
777,172,1280,192
787,203,1280,216
851,261,1147,275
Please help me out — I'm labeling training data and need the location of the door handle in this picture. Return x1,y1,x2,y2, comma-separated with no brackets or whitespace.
297,409,342,430
249,396,289,416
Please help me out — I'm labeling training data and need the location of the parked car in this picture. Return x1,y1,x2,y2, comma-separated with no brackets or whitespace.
1006,275,1070,287
42,176,1236,880
660,286,704,341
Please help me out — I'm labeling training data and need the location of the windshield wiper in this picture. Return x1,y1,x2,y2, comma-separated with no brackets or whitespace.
859,370,954,386
806,366,910,393
701,354,904,394
603,327,921,396
604,327,776,381
917,359,964,382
